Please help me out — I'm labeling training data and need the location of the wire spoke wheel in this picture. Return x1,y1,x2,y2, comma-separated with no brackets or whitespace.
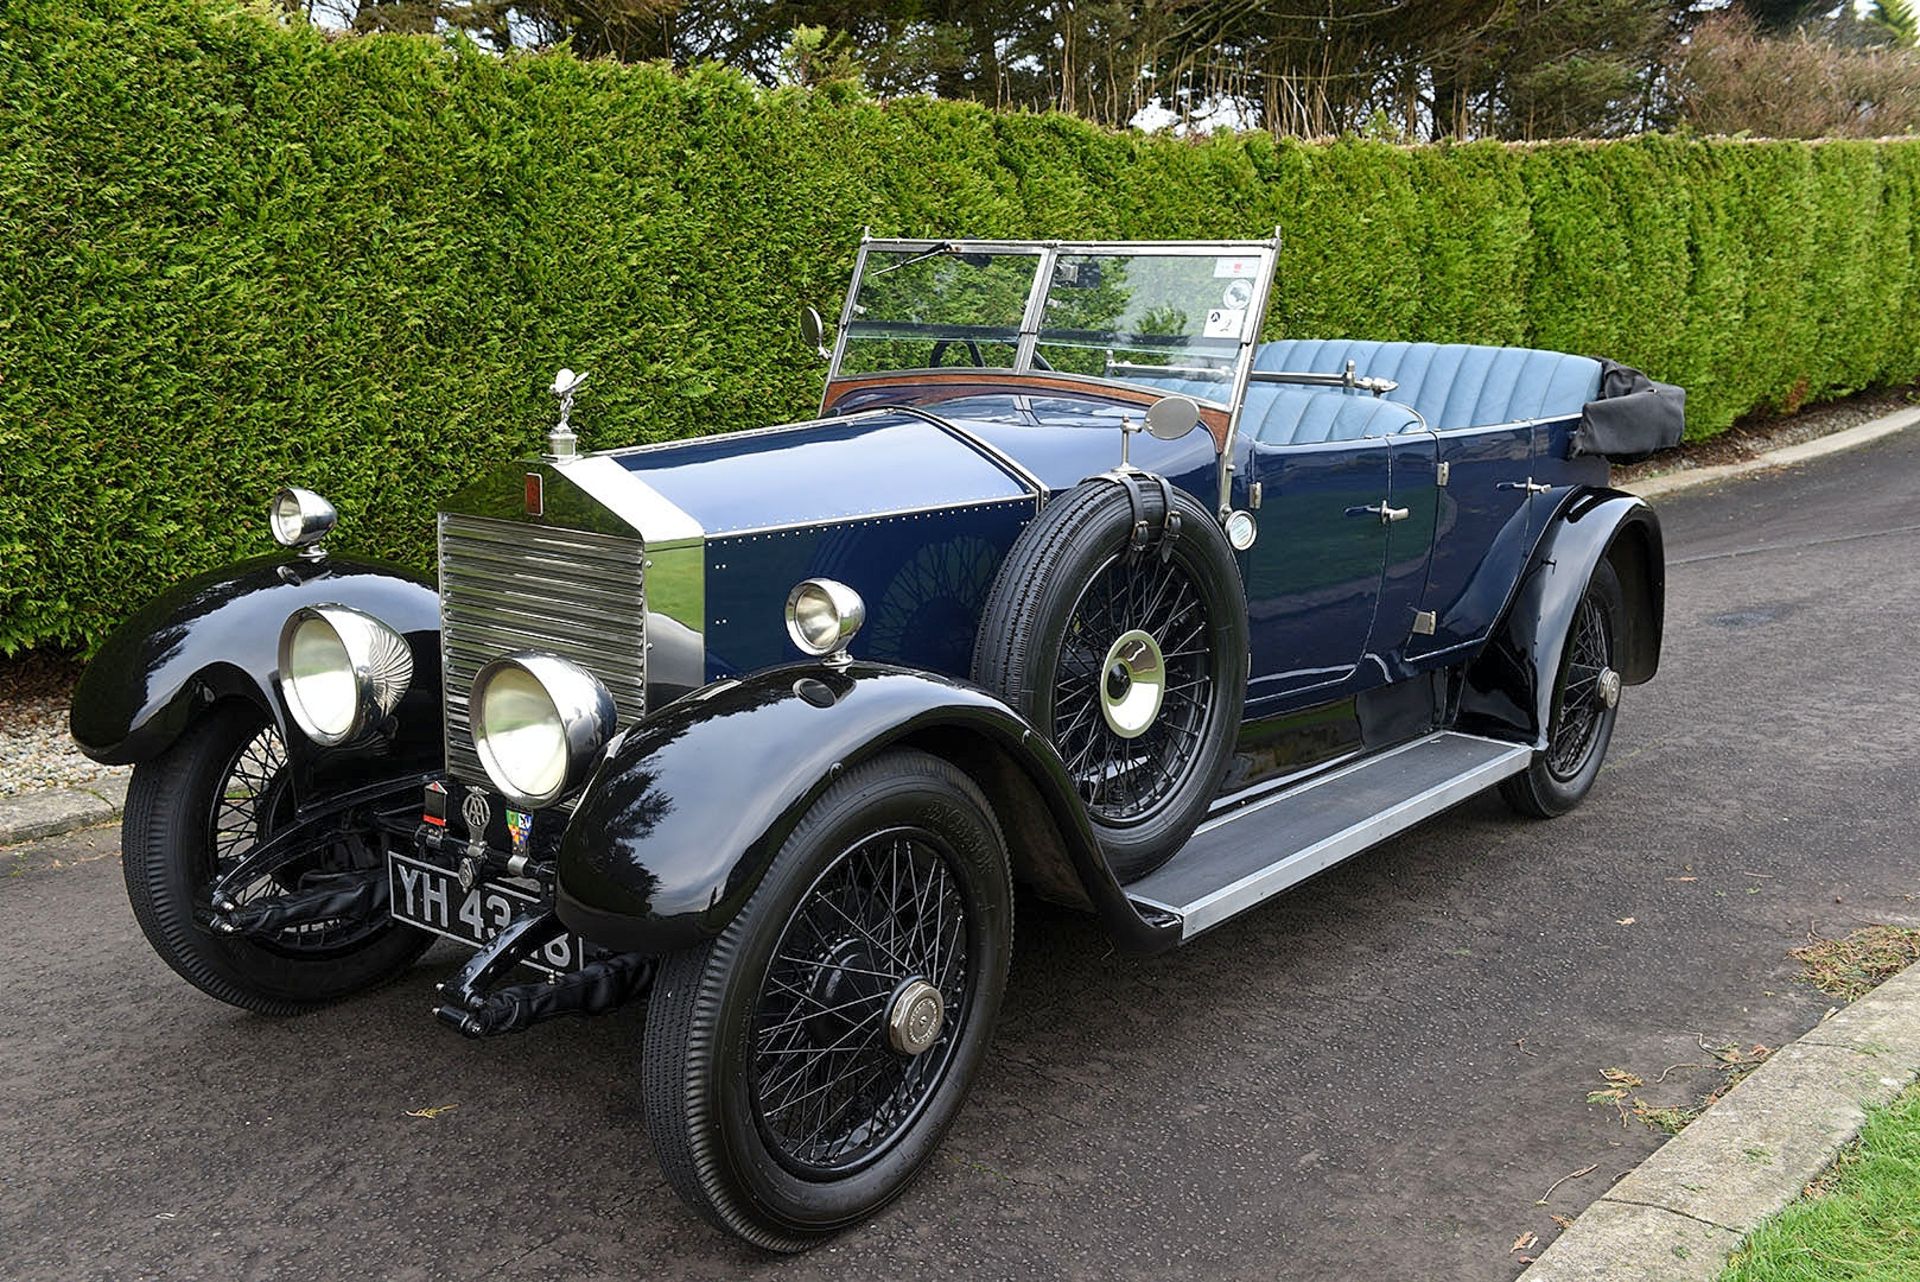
204,724,388,956
644,750,1010,1250
973,478,1247,880
1050,550,1214,826
748,827,972,1177
121,704,431,1014
1502,559,1626,821
1546,592,1613,782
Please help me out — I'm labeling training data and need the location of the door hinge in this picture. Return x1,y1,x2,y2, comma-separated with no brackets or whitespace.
1411,610,1437,636
1435,461,1450,487
1249,480,1263,510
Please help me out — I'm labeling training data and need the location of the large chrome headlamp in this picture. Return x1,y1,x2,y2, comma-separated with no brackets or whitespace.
785,578,865,664
469,653,617,809
268,487,337,554
277,605,415,746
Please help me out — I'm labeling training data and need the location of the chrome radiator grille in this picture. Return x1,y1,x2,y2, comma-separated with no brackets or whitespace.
438,514,647,785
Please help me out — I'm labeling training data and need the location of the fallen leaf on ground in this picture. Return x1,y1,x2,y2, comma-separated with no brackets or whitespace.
1616,917,1636,926
1551,1214,1575,1230
1511,1231,1538,1253
404,1104,458,1119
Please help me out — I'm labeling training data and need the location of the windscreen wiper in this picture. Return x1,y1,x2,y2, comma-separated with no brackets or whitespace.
868,242,984,276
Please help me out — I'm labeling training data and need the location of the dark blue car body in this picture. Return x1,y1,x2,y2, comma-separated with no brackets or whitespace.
71,236,1680,1250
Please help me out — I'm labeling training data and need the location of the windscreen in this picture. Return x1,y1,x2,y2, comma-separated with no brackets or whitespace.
836,247,1039,375
1031,252,1265,396
832,243,1273,406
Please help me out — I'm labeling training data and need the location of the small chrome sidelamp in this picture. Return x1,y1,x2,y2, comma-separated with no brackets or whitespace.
268,487,337,560
546,367,587,460
786,578,865,667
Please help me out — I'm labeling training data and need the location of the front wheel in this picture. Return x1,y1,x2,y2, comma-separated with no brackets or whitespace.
1500,558,1626,818
122,702,431,1014
642,749,1012,1251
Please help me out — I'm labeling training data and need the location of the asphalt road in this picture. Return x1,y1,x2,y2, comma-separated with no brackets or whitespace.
6,425,1919,1282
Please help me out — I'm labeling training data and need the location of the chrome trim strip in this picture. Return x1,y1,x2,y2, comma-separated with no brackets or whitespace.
1127,733,1533,938
556,454,702,547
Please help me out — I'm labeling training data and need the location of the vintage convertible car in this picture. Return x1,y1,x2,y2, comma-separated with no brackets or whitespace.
72,237,1683,1249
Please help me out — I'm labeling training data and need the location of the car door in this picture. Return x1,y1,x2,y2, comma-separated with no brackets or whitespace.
1366,428,1441,670
1242,437,1393,708
1404,422,1535,661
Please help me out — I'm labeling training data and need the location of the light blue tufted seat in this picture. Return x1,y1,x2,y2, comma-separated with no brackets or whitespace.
1252,340,1603,433
1124,374,1423,447
1126,340,1602,447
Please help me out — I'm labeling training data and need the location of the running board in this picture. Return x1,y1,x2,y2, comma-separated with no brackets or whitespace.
1125,732,1532,941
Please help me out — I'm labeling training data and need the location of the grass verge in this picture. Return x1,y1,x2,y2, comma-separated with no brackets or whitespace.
1718,1084,1920,1281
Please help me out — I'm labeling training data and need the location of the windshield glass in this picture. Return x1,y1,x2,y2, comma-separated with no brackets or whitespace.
1033,252,1265,391
832,242,1273,406
838,247,1038,375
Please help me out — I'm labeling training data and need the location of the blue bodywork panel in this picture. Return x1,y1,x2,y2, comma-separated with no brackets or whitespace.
615,414,1028,536
606,394,1225,683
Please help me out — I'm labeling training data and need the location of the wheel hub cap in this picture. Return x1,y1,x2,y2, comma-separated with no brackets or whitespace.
1596,667,1621,709
886,978,945,1055
1099,629,1166,739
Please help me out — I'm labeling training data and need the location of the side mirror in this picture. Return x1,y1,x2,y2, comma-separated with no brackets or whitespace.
800,307,831,362
1144,394,1203,441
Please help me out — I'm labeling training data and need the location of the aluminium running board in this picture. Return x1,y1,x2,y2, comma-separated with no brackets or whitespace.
1125,732,1532,941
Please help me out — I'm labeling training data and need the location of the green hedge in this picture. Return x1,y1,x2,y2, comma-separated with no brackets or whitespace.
4,0,1919,653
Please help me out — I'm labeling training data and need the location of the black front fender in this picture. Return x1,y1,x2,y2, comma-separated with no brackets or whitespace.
1460,488,1665,746
555,663,1178,957
69,554,442,795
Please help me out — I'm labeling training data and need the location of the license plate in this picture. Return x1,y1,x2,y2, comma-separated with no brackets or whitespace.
388,852,585,975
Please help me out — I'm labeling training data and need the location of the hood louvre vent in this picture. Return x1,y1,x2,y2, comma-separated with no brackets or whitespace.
438,514,647,787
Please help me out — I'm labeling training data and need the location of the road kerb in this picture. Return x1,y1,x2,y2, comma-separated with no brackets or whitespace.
1623,406,1920,500
0,783,123,847
1517,962,1920,1281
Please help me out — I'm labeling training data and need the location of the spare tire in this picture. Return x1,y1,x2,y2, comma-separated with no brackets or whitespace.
972,478,1248,881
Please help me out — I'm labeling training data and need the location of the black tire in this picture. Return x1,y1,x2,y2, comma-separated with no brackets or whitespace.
972,479,1248,881
122,702,432,1015
1500,558,1626,819
643,749,1012,1252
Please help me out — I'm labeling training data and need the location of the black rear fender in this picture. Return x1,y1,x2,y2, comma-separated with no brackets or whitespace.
1460,489,1664,747
69,554,442,799
554,663,1179,957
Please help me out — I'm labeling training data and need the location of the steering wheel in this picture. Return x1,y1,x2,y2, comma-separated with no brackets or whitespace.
929,338,987,368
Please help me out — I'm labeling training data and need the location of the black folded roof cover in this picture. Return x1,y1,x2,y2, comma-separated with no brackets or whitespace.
1573,359,1685,463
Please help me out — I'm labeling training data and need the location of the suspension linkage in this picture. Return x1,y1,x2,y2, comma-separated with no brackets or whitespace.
432,908,653,1039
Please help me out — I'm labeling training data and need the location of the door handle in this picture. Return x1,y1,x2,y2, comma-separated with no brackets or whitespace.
1498,478,1553,494
1351,502,1410,524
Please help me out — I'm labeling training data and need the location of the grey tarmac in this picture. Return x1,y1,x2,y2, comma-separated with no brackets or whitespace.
3,422,1917,1282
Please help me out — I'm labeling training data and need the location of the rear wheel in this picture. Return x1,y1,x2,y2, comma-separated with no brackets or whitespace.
1500,559,1625,819
642,749,1011,1251
122,702,431,1014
